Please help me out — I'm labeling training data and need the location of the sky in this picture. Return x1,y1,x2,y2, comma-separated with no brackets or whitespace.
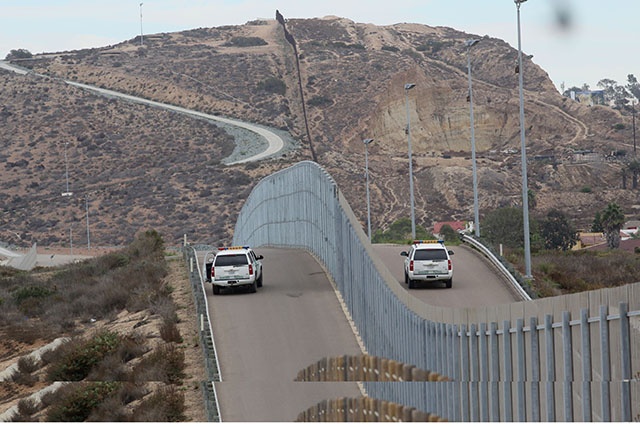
0,0,637,93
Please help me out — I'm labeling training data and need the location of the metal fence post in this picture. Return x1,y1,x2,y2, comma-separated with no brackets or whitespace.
619,302,631,421
503,319,513,422
562,311,574,421
460,324,470,422
545,314,556,422
530,317,540,422
599,305,611,422
469,323,479,421
580,308,592,421
516,318,526,422
489,322,500,421
479,323,489,421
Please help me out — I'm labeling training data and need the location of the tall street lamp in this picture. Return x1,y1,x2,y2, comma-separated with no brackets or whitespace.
363,138,374,242
404,83,417,239
62,142,72,197
466,38,481,237
515,0,532,278
85,194,91,251
139,3,144,46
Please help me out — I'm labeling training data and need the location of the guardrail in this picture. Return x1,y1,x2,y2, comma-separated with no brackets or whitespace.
459,234,531,301
182,245,222,422
230,160,639,422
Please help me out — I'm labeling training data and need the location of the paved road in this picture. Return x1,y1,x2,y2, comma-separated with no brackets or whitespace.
372,243,520,307
0,61,285,165
201,247,363,422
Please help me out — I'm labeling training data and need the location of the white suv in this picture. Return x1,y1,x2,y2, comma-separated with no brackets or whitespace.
400,240,454,289
209,246,264,294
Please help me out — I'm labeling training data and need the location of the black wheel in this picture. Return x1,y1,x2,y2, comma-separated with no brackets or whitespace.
212,285,220,295
408,279,415,289
445,279,452,289
248,280,257,293
257,273,263,288
404,272,408,285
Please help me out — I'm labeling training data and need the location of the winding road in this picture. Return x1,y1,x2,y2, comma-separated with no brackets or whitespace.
0,61,286,165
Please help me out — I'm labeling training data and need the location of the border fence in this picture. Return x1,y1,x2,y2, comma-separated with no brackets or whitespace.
231,160,639,422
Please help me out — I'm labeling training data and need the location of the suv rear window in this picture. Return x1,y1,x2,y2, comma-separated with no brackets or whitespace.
214,254,248,266
414,249,447,261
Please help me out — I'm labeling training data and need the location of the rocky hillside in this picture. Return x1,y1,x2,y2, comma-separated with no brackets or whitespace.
1,15,637,248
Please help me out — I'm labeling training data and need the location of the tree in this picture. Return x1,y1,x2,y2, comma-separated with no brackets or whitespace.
591,211,604,233
372,218,434,244
5,48,32,60
626,74,640,102
540,209,578,251
601,202,625,249
439,224,459,243
482,207,525,248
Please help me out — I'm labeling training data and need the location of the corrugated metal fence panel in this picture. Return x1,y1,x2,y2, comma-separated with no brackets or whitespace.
230,161,639,422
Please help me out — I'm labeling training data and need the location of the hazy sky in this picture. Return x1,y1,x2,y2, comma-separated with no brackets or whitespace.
0,0,637,92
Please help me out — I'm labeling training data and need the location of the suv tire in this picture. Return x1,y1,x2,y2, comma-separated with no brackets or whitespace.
445,279,452,289
212,285,221,295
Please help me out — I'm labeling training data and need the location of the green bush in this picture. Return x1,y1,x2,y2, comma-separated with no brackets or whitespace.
372,218,435,244
257,77,286,95
46,330,121,381
224,36,267,47
46,382,119,422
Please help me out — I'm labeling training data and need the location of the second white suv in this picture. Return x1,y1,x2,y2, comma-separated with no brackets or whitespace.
210,246,264,294
400,240,454,289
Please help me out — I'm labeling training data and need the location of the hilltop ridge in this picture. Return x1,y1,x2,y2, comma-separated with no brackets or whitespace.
1,16,637,248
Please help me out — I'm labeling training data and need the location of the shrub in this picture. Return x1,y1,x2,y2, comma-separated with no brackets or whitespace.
223,36,267,47
130,386,186,422
46,381,120,422
257,77,286,95
308,95,332,107
46,330,121,381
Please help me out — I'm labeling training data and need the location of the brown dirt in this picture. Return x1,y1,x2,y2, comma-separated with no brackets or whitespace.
0,252,207,422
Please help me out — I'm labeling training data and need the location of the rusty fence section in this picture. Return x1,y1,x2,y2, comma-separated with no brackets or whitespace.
232,160,639,422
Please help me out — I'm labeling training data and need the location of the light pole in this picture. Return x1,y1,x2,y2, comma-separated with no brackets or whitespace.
85,195,91,251
62,142,72,197
404,83,417,240
515,0,532,278
466,38,481,237
139,3,144,46
363,138,374,242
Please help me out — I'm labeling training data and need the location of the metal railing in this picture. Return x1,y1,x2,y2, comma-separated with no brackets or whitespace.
182,245,222,422
231,160,639,422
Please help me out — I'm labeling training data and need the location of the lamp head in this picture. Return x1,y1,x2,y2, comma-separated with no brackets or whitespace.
465,39,480,48
363,138,374,145
404,83,416,91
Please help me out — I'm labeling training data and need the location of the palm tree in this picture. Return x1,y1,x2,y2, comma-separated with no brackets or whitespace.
601,202,625,249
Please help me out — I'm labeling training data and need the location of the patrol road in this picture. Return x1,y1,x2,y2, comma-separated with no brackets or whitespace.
201,243,518,421
201,247,363,422
372,243,520,307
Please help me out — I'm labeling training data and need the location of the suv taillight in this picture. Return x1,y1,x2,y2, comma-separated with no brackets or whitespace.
409,260,414,272
448,260,452,271
248,264,253,275
211,267,215,277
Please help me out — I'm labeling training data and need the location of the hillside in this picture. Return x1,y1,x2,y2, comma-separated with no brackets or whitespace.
1,15,638,248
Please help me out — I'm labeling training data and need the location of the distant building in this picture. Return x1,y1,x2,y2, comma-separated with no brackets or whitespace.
433,221,472,238
570,90,605,106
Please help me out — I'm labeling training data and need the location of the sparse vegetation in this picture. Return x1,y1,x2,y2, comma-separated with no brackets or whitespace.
223,36,267,47
372,218,435,244
0,231,198,421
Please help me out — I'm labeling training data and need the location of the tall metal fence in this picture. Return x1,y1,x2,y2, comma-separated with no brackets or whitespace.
232,161,639,422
